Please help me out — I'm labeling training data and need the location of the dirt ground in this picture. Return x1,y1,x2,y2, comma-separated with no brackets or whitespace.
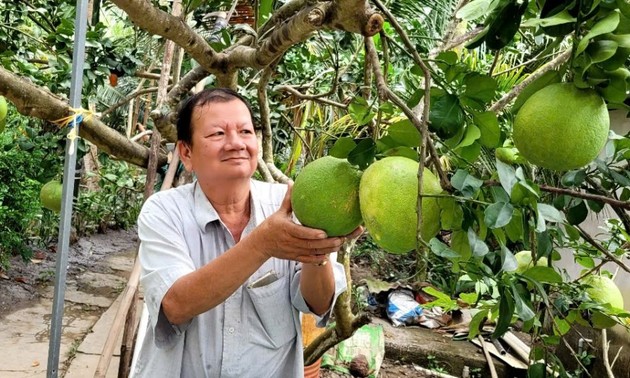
0,228,139,318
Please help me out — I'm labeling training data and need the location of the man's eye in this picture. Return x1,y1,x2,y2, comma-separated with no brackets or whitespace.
240,129,253,134
210,131,224,137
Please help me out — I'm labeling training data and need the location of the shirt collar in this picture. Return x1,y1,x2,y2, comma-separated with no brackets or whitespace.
192,180,261,232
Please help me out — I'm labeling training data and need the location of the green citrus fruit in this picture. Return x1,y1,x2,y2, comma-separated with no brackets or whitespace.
359,156,442,254
495,146,526,165
0,96,7,123
583,275,624,309
514,250,548,273
40,180,63,213
582,274,624,329
291,156,362,236
513,83,609,171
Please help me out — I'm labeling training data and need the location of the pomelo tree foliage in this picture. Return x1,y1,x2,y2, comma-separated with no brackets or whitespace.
1,0,630,374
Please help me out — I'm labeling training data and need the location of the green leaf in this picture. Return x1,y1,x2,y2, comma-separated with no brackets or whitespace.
576,256,595,268
468,309,489,340
553,317,571,336
501,244,518,272
511,283,536,321
429,94,465,139
564,224,581,240
505,211,524,242
451,231,472,261
467,228,489,257
439,198,464,230
451,170,484,198
458,142,482,162
493,287,514,338
456,0,498,21
463,73,497,104
577,11,620,56
347,139,376,169
329,137,356,158
496,159,518,195
561,170,587,186
567,200,588,225
521,266,563,283
348,96,375,126
473,111,501,148
382,146,418,161
388,119,421,147
587,40,619,63
484,202,514,229
601,67,630,103
458,125,481,148
537,203,566,223
522,10,576,28
459,292,479,305
428,238,461,259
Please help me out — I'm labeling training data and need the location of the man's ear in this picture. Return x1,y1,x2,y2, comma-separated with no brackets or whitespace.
178,141,194,172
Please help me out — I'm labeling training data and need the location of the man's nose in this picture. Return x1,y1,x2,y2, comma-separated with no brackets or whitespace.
225,131,246,149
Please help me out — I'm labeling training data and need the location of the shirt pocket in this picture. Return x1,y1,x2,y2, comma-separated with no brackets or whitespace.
244,274,297,348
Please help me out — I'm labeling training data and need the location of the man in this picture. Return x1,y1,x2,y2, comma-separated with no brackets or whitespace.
133,88,360,377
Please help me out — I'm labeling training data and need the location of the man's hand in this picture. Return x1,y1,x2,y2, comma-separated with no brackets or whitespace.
249,185,360,264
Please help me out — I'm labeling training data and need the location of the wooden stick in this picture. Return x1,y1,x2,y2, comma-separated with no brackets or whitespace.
478,335,498,378
94,260,141,377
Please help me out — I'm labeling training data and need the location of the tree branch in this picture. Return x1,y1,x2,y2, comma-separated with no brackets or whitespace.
257,65,276,165
275,85,348,109
0,67,165,168
577,226,630,274
101,87,162,117
489,49,571,113
369,0,450,191
303,237,371,366
538,184,630,210
483,180,630,210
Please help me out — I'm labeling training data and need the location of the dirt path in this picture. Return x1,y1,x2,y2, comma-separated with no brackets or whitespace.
0,228,138,377
0,228,138,318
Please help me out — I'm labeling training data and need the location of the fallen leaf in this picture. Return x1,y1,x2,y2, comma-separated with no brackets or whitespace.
14,277,27,284
32,360,40,367
0,272,9,280
33,251,46,259
30,259,43,264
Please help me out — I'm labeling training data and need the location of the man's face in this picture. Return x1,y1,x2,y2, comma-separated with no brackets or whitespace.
180,99,258,182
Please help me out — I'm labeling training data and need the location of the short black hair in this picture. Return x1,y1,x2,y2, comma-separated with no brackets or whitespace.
176,88,255,145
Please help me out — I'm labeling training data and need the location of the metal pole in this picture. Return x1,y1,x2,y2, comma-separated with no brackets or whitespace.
46,0,88,376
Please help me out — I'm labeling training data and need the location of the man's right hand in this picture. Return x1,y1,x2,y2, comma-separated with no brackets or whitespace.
249,184,346,265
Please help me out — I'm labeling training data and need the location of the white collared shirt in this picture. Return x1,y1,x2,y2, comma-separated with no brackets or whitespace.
132,180,347,378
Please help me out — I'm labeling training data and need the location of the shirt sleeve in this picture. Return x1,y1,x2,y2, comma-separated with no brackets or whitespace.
138,195,195,349
290,252,347,327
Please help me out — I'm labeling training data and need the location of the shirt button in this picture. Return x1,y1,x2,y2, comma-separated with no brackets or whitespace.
228,327,235,334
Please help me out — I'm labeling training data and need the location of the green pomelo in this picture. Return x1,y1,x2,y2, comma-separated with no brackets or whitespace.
583,275,624,309
291,156,362,236
0,96,7,123
514,250,548,273
513,83,609,171
40,180,63,213
359,156,442,254
582,275,625,329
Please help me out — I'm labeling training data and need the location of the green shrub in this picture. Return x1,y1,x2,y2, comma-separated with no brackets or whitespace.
73,156,145,236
